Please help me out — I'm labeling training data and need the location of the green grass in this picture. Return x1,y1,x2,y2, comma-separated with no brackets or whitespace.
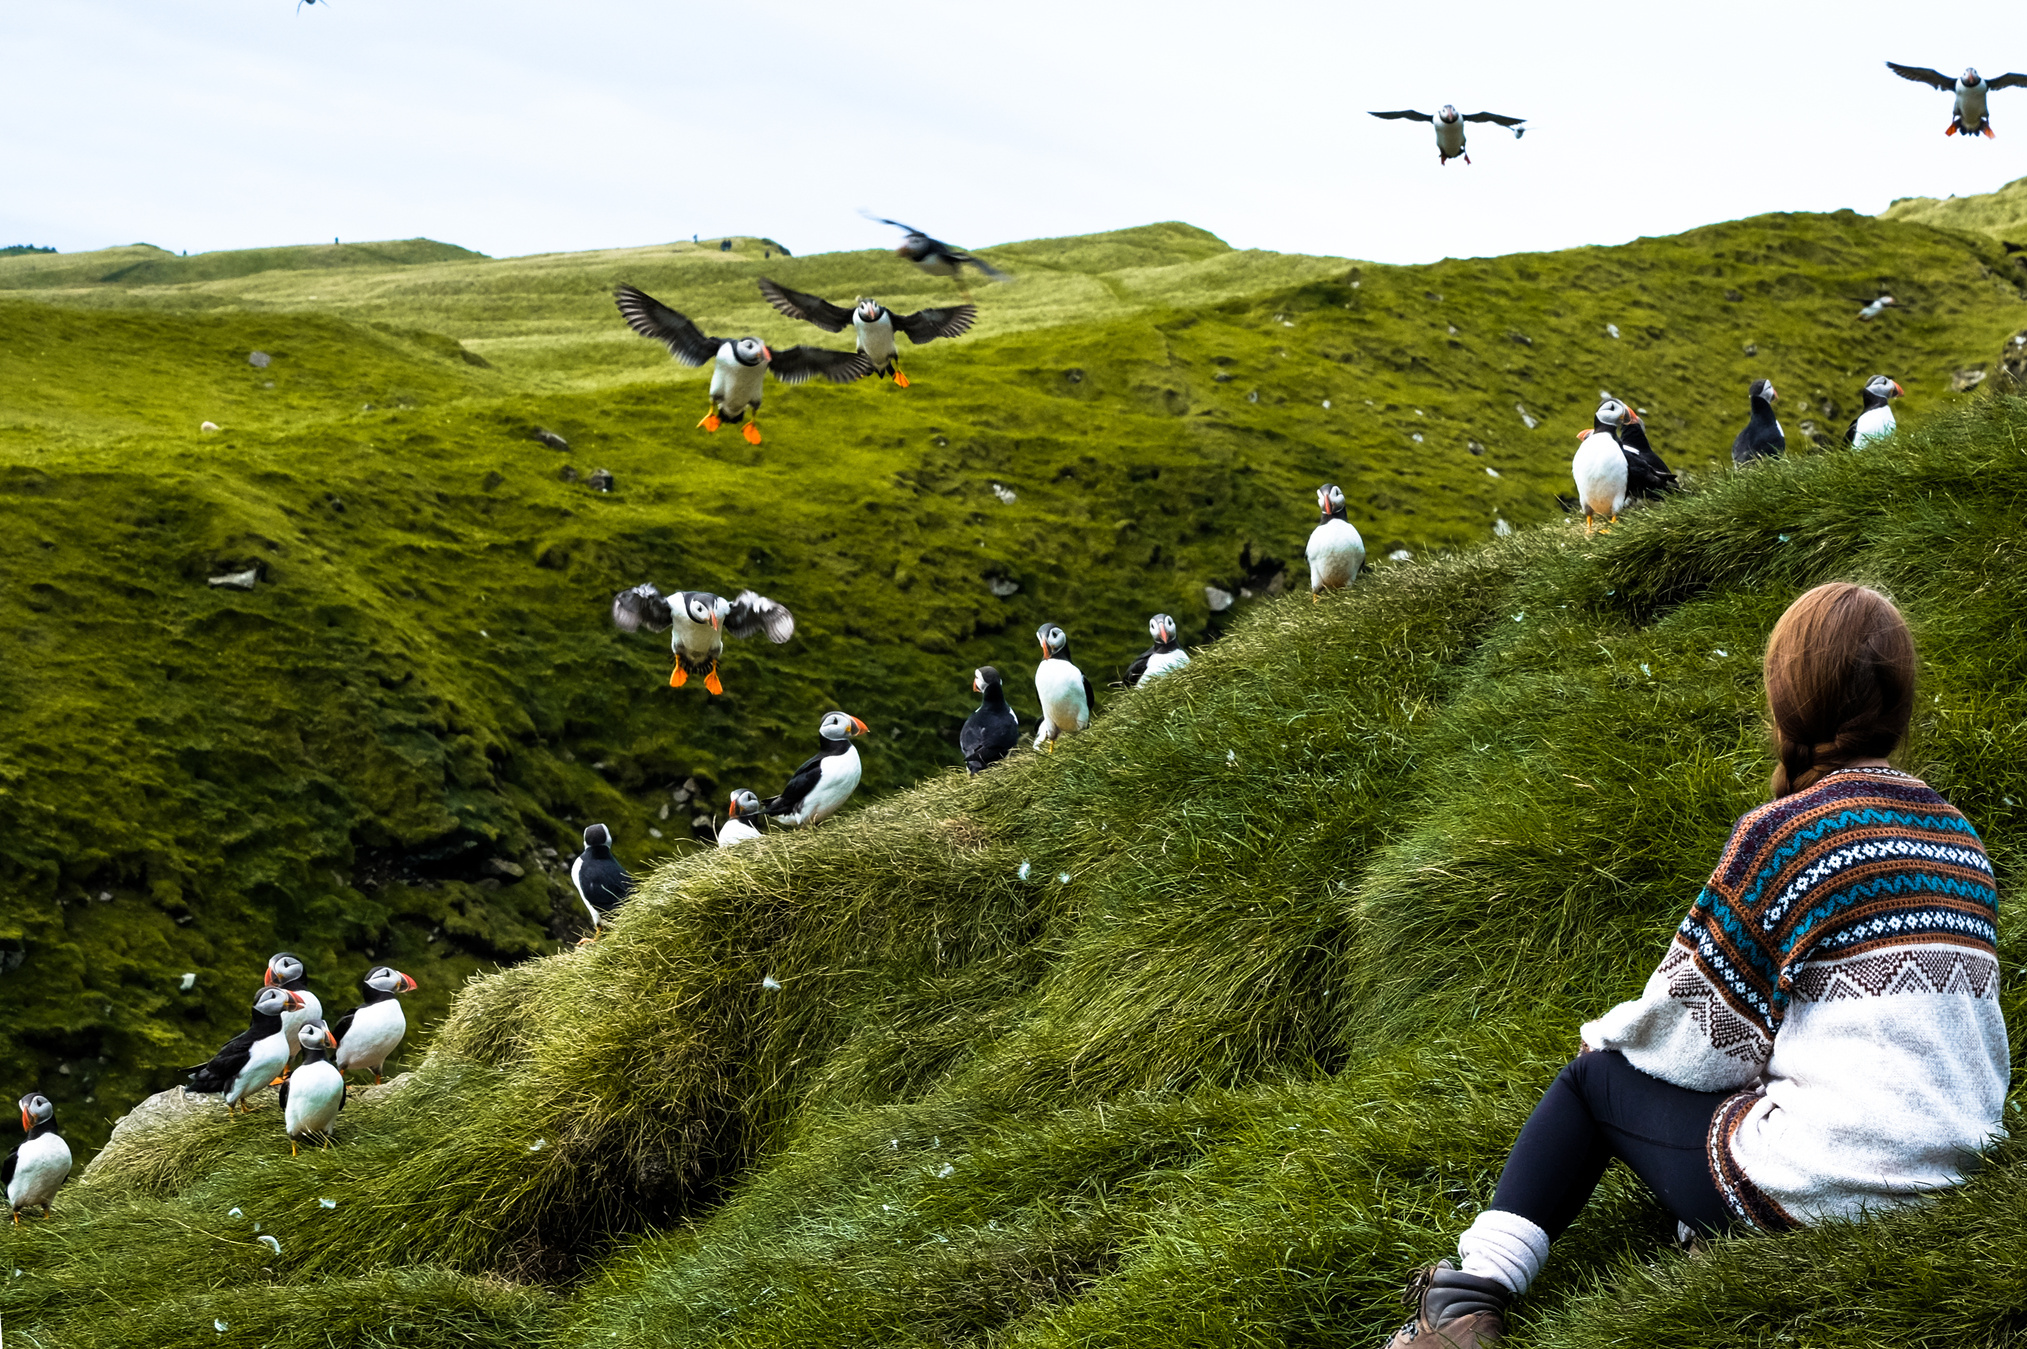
1883,174,2027,244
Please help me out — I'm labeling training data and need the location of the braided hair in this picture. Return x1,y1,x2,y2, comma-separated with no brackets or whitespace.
1764,582,1917,798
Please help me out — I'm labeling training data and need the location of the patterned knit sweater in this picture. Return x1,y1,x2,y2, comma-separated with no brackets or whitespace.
1581,767,2006,1229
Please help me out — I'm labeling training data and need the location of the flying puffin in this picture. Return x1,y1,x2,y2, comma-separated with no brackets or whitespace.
1886,63,2027,137
1579,398,1677,499
610,583,794,694
333,966,417,1085
756,279,976,388
717,790,766,847
960,666,1020,773
263,952,323,1071
1307,485,1367,596
869,217,1009,295
762,711,869,827
1571,415,1631,537
279,1021,344,1155
1368,104,1526,164
1731,379,1786,465
184,986,305,1113
1033,625,1094,753
571,823,635,942
5,1094,71,1224
1844,374,1904,448
1123,615,1190,686
613,284,875,444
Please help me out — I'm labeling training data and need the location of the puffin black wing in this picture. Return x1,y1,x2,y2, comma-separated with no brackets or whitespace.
1369,109,1435,122
763,754,826,817
1463,111,1526,131
769,346,877,385
1842,415,1863,448
757,278,854,333
330,1008,358,1044
1083,675,1097,717
185,1027,258,1093
614,285,730,366
870,216,937,242
612,582,675,634
724,590,795,643
1987,73,2027,90
277,1077,291,1112
960,707,1019,774
1886,62,1957,90
1618,422,1678,498
2,1147,16,1187
892,304,978,344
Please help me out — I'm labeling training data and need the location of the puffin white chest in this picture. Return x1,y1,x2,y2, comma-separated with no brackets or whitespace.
792,746,862,826
336,999,407,1073
915,255,958,279
7,1133,72,1210
1141,647,1190,682
710,352,767,415
285,1059,346,1137
228,1030,291,1106
718,817,763,847
668,610,725,665
1572,435,1630,515
1960,83,1988,127
1435,120,1466,158
855,312,898,366
281,990,323,1057
1852,405,1896,448
1307,518,1366,589
1035,659,1089,732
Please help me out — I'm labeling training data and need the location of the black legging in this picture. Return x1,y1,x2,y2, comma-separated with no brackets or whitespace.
1491,1049,1736,1238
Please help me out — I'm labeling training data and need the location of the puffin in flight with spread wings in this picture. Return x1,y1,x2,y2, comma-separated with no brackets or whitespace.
1368,104,1526,164
611,584,794,694
1886,63,2027,137
613,285,874,444
867,217,1009,296
756,279,976,388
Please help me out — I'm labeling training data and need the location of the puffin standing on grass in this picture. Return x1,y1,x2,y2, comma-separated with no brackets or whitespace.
764,712,870,827
184,986,305,1113
757,279,976,387
280,1021,345,1155
333,967,417,1085
717,791,766,847
1731,379,1786,465
1123,615,1189,686
869,218,1010,295
1571,415,1630,536
1307,485,1367,596
1368,105,1526,164
570,823,635,942
1885,63,2027,137
5,1095,72,1224
613,284,875,444
263,952,323,1072
611,583,795,694
1033,625,1094,753
961,667,1020,773
1844,375,1904,448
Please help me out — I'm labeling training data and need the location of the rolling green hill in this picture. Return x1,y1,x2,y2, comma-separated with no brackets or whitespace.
1883,174,2027,244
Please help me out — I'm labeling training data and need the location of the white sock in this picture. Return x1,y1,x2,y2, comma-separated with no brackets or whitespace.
1457,1209,1550,1295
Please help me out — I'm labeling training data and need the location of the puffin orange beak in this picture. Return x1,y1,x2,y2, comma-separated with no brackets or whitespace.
973,675,982,693
398,973,418,992
1892,382,1905,396
263,967,277,987
711,611,722,632
1624,408,1642,423
850,717,869,735
321,1029,339,1050
286,990,307,1009
1576,428,1592,441
761,345,773,362
20,1107,30,1131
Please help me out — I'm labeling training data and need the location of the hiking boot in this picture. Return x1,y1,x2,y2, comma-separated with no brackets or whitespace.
1383,1260,1510,1347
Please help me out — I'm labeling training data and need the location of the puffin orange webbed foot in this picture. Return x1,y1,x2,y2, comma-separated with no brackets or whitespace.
742,422,763,445
699,412,722,432
893,370,911,388
669,666,688,689
704,666,725,695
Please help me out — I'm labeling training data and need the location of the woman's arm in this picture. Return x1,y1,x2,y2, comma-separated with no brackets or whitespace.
1580,929,1772,1093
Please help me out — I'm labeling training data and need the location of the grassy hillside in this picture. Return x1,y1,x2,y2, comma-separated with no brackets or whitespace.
1,208,2024,1168
1883,174,2027,244
3,394,2024,1348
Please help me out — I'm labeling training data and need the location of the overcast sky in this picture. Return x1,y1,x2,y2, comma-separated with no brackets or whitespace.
4,1,2023,265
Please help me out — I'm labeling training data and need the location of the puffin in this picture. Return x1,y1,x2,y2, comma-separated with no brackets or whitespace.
332,966,417,1085
1886,63,2027,137
869,218,1009,294
5,1094,72,1224
613,284,875,444
1033,624,1094,753
570,823,635,941
1307,485,1367,596
960,666,1020,773
1123,614,1190,686
263,951,323,1070
762,711,869,827
717,791,766,847
184,986,305,1113
1579,398,1677,499
757,279,976,387
1731,379,1786,466
1571,415,1631,536
1844,375,1904,449
610,583,795,694
1368,104,1526,164
279,1021,345,1155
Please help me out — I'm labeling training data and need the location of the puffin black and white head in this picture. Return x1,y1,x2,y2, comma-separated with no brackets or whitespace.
1306,484,1366,595
264,951,324,1060
610,583,795,694
961,666,1020,773
761,712,870,827
570,823,635,943
332,967,416,1085
1032,625,1094,752
1124,615,1190,688
718,790,767,847
1846,374,1905,449
1590,398,1632,438
6,1093,72,1224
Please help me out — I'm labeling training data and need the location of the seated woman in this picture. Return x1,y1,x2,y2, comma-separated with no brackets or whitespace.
1387,582,2007,1348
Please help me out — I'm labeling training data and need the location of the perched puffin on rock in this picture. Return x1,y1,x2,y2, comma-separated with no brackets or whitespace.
717,791,766,847
757,279,976,387
611,583,794,694
1307,485,1367,596
764,712,870,827
1580,398,1677,500
961,666,1020,773
570,823,635,941
1124,614,1189,686
263,952,323,1071
184,986,305,1113
5,1094,71,1224
333,966,416,1085
1033,625,1094,753
1731,379,1786,466
613,284,875,444
280,1021,344,1155
1844,374,1903,448
1368,104,1526,164
869,218,1009,294
1886,63,2027,137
